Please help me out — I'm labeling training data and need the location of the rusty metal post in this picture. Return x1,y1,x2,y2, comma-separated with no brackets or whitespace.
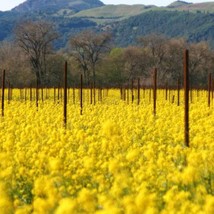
127,88,129,104
153,68,157,115
30,86,32,101
80,74,83,115
184,49,189,147
24,88,27,102
10,85,13,102
46,88,48,100
57,86,60,104
73,87,75,105
208,73,211,107
2,70,5,116
190,85,193,104
138,78,140,105
64,61,68,126
93,82,96,105
100,88,103,102
131,79,134,103
177,79,180,106
212,79,214,100
54,87,56,103
36,79,39,109
41,87,44,102
172,95,175,104
165,82,168,100
90,83,93,105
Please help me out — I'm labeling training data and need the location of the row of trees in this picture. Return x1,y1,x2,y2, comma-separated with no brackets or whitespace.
0,20,213,88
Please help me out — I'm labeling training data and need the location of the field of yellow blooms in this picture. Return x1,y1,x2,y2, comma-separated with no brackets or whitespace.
0,89,213,214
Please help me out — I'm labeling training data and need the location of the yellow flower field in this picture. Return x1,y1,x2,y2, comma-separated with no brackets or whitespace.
0,89,213,214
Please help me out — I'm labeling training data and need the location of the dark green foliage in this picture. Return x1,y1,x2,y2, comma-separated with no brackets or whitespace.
1,3,214,48
0,11,97,49
112,10,214,47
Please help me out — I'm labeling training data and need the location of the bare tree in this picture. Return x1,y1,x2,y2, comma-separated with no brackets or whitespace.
189,41,214,87
15,20,58,85
69,30,111,86
138,33,168,69
163,38,187,84
0,41,33,87
123,46,147,81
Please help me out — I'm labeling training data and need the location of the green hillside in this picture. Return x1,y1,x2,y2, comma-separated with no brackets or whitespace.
173,2,214,13
168,0,192,8
71,4,157,23
66,2,214,24
1,1,214,48
112,10,214,47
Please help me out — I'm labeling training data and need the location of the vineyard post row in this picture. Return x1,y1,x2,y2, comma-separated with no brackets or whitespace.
1,50,214,146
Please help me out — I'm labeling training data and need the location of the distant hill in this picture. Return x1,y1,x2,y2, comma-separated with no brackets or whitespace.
1,0,214,48
169,1,214,13
168,0,192,8
71,1,214,24
111,10,214,47
12,0,104,13
71,4,157,24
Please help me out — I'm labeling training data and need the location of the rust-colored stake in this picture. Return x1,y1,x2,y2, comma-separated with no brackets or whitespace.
177,79,180,106
46,88,48,100
122,88,125,101
54,87,56,103
30,86,32,101
90,83,93,105
2,70,5,116
153,68,157,115
212,79,214,100
120,87,123,100
190,85,193,104
80,74,83,115
127,88,129,104
73,87,75,104
41,87,44,102
64,61,68,127
208,73,212,107
36,79,39,109
24,88,27,102
138,78,140,105
93,81,96,105
184,49,190,147
100,88,103,102
58,86,60,103
131,79,134,103
172,95,175,104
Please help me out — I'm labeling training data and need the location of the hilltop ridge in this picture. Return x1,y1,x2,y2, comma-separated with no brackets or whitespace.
12,0,104,13
1,0,214,48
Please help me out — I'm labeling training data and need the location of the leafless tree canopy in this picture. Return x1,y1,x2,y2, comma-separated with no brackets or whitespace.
70,30,111,86
15,20,58,85
0,41,33,87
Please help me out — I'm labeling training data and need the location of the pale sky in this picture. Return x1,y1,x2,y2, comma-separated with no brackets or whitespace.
0,0,214,11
